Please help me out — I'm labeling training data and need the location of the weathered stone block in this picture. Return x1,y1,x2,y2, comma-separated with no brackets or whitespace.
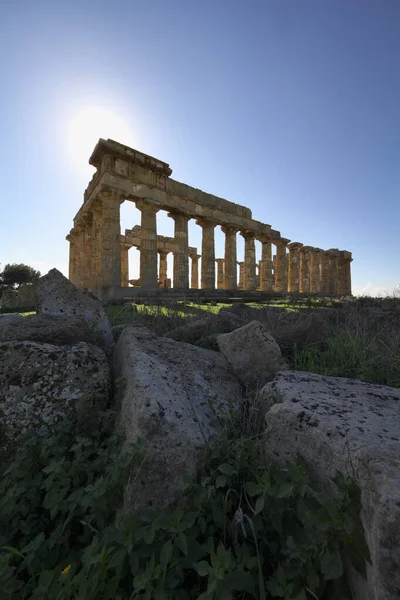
261,370,400,600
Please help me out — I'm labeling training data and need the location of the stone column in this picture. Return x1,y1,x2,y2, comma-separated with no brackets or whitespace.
221,226,237,289
309,248,322,294
190,254,200,289
343,252,352,296
274,239,289,292
299,246,312,293
121,243,130,287
66,231,78,286
136,199,159,289
287,242,303,293
216,259,224,290
258,239,273,292
81,216,94,289
319,251,331,295
98,191,123,288
91,205,102,289
158,250,169,287
241,231,257,291
169,211,190,289
327,249,340,295
197,219,216,289
73,223,86,289
238,262,244,288
337,251,352,296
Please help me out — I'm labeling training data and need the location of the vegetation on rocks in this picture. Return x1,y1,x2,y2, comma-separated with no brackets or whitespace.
0,408,370,599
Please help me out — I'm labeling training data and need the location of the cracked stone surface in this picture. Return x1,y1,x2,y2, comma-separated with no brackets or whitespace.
217,320,287,389
0,340,110,455
113,326,244,514
35,268,113,353
261,370,400,600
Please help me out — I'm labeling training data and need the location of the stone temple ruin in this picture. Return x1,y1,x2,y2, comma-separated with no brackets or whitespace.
67,139,352,300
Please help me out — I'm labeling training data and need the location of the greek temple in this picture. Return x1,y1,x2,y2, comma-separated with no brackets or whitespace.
67,139,352,299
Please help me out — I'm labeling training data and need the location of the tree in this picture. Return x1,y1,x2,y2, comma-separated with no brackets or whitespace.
0,263,41,288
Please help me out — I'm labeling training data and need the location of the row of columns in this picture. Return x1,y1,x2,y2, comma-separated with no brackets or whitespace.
67,191,352,295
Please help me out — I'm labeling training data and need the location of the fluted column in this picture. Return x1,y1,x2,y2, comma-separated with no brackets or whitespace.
66,231,78,286
136,199,159,289
72,223,86,289
91,205,102,289
158,250,169,287
309,248,322,293
82,216,94,289
221,226,237,289
197,219,216,289
98,191,123,288
216,259,224,289
241,231,257,291
287,242,303,293
274,239,289,292
337,251,352,296
299,246,312,293
190,254,200,289
258,239,273,292
327,249,340,295
343,252,352,296
237,262,244,288
319,251,331,295
169,211,189,289
121,243,130,287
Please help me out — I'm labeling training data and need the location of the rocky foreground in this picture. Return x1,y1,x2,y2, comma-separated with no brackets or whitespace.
0,269,399,600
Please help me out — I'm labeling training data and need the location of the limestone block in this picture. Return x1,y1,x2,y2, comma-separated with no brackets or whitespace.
164,311,243,347
0,340,110,456
17,284,36,309
0,314,100,346
113,327,244,513
0,313,22,333
261,370,400,600
217,321,287,389
0,289,19,310
35,269,113,352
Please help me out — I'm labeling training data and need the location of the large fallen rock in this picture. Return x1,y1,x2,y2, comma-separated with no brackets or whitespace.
217,320,287,389
113,326,244,514
35,269,113,352
267,310,330,349
164,311,243,349
0,313,22,332
220,305,329,348
0,314,97,345
0,341,110,456
261,370,400,600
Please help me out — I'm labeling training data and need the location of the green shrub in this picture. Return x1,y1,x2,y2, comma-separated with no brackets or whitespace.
0,418,370,599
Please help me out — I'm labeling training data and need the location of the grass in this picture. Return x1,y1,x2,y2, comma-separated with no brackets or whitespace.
105,296,400,388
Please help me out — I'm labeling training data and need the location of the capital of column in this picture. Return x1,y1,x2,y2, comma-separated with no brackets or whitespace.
99,190,125,205
136,198,161,214
240,229,257,240
274,237,290,247
196,218,216,228
215,258,224,264
168,210,190,221
158,249,170,256
287,242,303,252
221,225,239,235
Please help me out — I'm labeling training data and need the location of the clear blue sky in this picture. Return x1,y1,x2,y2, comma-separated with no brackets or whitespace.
1,0,399,295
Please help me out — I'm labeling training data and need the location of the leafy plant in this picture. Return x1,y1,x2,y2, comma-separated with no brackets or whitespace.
0,418,370,599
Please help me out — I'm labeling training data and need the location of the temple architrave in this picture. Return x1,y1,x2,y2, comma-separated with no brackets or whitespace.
66,139,352,297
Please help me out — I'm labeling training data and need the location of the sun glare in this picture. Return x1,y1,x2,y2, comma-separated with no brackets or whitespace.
67,107,134,175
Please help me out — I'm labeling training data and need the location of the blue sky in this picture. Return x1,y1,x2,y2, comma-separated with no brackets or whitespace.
1,0,399,295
